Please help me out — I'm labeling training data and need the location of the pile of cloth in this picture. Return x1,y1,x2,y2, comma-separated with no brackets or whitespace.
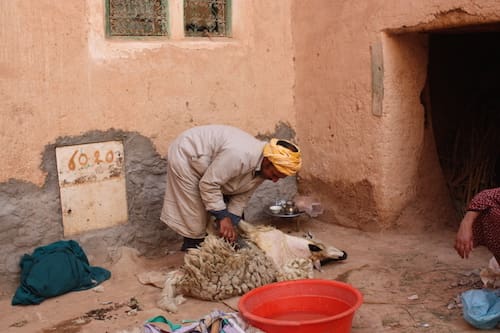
12,240,110,305
143,310,262,333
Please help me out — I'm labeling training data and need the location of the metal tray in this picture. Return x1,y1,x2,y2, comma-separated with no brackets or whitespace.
265,208,303,218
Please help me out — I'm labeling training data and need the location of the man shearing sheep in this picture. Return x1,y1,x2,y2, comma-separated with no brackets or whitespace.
160,124,302,251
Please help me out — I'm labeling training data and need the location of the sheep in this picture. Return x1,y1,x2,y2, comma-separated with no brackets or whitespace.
157,220,347,313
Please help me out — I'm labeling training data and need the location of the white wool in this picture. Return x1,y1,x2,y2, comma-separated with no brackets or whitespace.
249,228,315,270
158,220,345,313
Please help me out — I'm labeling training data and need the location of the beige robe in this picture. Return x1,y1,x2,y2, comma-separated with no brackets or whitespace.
160,125,266,239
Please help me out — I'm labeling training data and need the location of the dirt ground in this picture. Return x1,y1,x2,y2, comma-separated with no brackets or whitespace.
0,216,492,333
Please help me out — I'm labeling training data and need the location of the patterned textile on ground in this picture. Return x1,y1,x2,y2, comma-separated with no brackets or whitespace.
143,311,264,333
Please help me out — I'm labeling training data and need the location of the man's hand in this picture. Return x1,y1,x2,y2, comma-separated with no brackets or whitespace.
218,217,237,242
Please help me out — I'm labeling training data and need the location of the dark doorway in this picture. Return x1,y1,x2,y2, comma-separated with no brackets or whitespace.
428,32,500,215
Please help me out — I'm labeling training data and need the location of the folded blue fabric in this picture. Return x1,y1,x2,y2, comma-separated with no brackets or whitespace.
461,289,500,330
12,240,111,305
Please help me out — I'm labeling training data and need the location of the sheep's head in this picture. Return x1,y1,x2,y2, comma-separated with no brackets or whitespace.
306,240,347,270
241,223,347,273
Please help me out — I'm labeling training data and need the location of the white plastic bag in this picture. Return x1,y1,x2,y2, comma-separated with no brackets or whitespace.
480,257,500,288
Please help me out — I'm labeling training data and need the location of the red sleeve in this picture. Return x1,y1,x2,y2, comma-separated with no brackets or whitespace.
468,187,500,211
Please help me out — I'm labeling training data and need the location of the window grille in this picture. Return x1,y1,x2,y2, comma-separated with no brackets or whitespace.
107,0,168,37
184,0,228,37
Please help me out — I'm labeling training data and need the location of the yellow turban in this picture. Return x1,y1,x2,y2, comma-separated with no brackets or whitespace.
263,138,302,176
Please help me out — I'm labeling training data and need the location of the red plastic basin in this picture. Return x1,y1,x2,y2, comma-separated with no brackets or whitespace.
238,279,363,333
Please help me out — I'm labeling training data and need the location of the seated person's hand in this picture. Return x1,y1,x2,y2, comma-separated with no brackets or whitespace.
454,211,477,259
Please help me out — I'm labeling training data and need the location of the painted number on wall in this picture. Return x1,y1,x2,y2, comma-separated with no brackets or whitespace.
55,141,125,186
68,149,117,171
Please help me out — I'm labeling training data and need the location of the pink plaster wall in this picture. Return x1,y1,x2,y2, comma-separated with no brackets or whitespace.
3,0,500,230
292,0,500,229
0,0,296,185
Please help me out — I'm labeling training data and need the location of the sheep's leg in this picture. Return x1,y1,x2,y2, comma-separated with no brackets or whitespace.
157,270,186,313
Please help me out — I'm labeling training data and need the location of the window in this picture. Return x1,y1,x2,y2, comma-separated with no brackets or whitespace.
106,0,168,37
105,0,231,39
184,0,229,37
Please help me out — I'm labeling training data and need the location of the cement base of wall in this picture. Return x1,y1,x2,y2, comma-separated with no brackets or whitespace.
0,127,298,293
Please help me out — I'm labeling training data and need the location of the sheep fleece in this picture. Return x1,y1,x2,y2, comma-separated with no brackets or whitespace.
177,235,278,300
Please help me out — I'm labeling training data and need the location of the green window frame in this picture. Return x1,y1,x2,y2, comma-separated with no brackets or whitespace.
106,0,169,37
184,0,231,37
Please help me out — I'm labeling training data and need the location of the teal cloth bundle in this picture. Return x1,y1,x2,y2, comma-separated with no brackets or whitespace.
12,240,111,305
